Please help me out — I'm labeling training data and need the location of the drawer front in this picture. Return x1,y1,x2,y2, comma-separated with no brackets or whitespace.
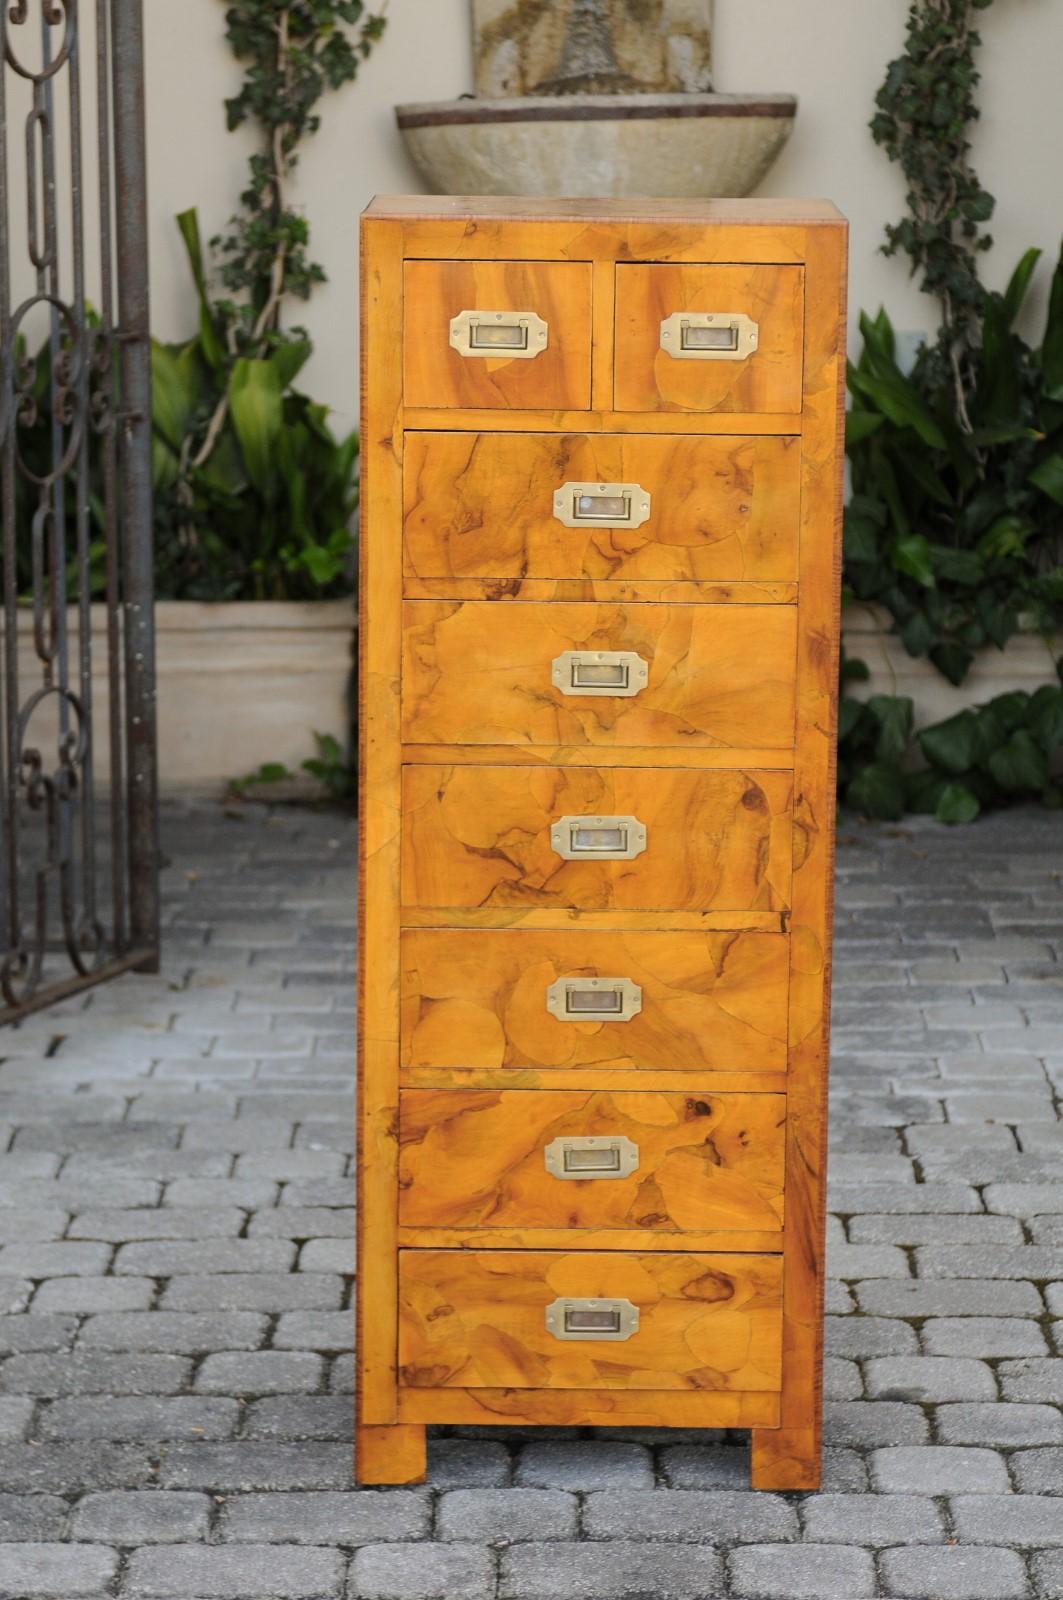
403,260,592,410
398,1249,783,1391
399,1089,785,1235
402,765,793,913
403,432,800,584
400,929,788,1073
401,602,797,750
614,264,804,414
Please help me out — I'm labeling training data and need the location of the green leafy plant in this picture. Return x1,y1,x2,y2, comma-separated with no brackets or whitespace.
153,1,387,602
840,0,1063,823
871,0,997,407
235,731,357,804
846,249,1063,688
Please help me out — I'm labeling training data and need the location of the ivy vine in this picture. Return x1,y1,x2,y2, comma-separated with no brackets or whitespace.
871,0,996,419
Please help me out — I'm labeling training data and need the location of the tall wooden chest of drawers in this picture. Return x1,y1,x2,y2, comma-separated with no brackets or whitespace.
357,196,847,1492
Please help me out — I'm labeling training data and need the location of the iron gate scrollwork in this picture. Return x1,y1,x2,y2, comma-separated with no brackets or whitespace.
0,0,159,1022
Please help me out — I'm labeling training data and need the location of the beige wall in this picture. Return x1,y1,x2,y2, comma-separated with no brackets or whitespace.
143,0,1063,430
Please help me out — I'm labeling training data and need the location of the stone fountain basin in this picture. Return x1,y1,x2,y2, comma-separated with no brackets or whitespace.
395,92,797,200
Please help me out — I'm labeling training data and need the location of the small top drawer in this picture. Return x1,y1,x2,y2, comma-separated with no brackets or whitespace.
614,263,804,414
404,260,593,410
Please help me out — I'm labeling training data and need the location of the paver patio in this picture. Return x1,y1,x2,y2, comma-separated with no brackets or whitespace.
0,797,1060,1599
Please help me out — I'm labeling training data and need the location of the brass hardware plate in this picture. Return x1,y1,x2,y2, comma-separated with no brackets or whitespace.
449,309,548,359
544,1134,640,1181
551,649,648,697
659,311,759,362
545,1297,640,1341
546,976,642,1022
553,481,651,530
550,815,647,862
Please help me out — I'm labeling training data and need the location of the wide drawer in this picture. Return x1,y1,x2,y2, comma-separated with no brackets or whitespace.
614,263,804,414
400,929,789,1073
403,260,592,410
399,1089,785,1235
401,765,793,913
403,432,801,585
398,1249,783,1392
401,601,797,750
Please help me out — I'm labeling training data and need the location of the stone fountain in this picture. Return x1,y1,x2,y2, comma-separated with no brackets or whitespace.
396,0,796,199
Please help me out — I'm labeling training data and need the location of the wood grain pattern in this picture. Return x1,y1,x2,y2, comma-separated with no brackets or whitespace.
402,743,796,772
614,264,804,414
361,200,846,1488
400,929,789,1074
397,1386,780,1429
354,1423,426,1486
398,1250,783,1392
404,407,802,436
401,765,793,914
403,432,800,585
398,1088,785,1235
400,1067,788,1096
401,601,798,751
357,215,404,1430
750,222,847,1495
403,260,592,410
404,577,797,604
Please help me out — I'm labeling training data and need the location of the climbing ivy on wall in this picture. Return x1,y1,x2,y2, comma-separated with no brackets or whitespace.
840,0,1063,823
150,0,388,603
870,0,996,413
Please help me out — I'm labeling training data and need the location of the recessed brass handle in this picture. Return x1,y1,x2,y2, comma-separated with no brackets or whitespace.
546,976,642,1022
550,815,647,862
553,481,651,530
659,311,759,362
449,309,548,359
551,649,648,698
544,1135,640,1181
545,1297,640,1341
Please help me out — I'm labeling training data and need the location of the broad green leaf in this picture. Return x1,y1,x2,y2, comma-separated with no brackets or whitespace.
890,533,936,588
1042,239,1063,401
847,367,947,448
1003,247,1043,325
935,782,981,824
984,691,1031,735
1030,452,1063,506
919,710,979,775
846,761,906,821
1028,684,1063,754
841,654,871,685
843,505,882,563
867,693,914,763
176,208,226,373
228,358,284,499
837,697,867,741
977,513,1032,561
988,730,1050,793
271,339,313,391
977,295,1022,424
847,410,886,445
899,610,936,658
928,640,975,685
151,341,197,451
928,545,983,584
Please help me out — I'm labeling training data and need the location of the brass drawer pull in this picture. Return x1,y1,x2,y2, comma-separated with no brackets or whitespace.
551,649,648,697
553,481,651,530
545,1297,640,1341
550,814,647,861
659,311,759,362
449,309,548,359
546,976,642,1022
544,1135,640,1181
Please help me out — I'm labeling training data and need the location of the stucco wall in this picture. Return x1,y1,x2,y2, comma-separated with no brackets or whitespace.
140,0,1063,431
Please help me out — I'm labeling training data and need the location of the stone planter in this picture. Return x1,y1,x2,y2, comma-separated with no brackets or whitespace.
844,602,1062,727
15,600,355,793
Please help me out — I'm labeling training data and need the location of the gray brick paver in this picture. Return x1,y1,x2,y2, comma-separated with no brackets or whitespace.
4,800,1062,1595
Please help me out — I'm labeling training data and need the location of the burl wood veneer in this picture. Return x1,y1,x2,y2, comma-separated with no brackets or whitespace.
358,196,847,1490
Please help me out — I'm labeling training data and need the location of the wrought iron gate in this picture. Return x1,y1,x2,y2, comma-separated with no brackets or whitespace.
0,0,158,1022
